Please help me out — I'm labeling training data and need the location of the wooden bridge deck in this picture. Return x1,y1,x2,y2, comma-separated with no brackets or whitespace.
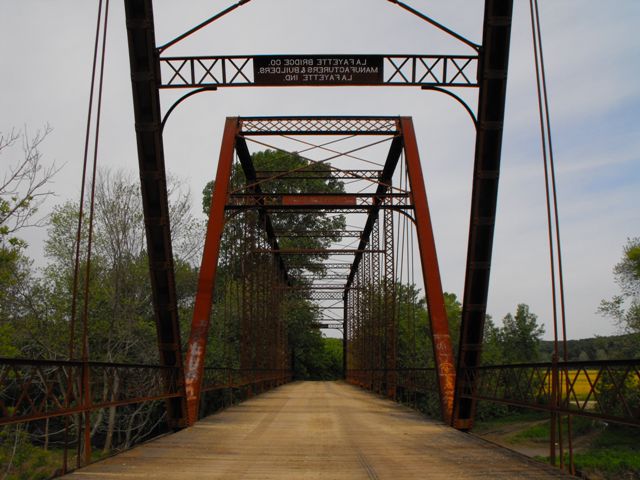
65,381,570,479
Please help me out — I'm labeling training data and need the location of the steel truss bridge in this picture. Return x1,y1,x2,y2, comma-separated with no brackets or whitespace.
1,0,638,478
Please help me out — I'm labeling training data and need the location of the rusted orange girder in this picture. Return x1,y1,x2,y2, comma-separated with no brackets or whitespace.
401,117,456,422
184,117,239,424
184,116,456,425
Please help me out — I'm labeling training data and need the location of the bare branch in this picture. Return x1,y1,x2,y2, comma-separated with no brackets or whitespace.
0,124,63,238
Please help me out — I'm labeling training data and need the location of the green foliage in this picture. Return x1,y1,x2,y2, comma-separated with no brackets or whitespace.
549,426,640,479
509,416,600,444
396,283,429,368
294,337,343,380
0,427,61,480
285,297,337,380
201,149,348,379
567,425,640,479
539,333,640,361
321,338,343,377
595,368,640,420
473,409,547,432
396,285,462,369
480,316,503,365
599,237,640,333
202,149,346,275
498,304,545,363
572,449,640,477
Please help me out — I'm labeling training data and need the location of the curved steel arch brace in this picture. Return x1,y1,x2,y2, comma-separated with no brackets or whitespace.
421,86,478,128
161,87,217,132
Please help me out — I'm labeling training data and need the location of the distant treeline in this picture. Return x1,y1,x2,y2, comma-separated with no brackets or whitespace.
539,333,640,361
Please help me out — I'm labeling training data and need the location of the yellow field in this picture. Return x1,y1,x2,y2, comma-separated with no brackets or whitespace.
563,369,599,401
563,368,639,401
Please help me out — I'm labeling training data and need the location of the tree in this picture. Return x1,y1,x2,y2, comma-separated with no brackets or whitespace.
1,125,59,358
598,237,640,333
481,315,503,365
35,168,200,453
202,149,346,276
1,125,59,244
200,150,347,380
499,303,545,363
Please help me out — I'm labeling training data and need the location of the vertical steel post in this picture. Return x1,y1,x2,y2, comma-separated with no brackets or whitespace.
124,0,187,429
342,295,348,380
383,204,396,399
453,0,514,430
184,117,239,425
400,117,456,423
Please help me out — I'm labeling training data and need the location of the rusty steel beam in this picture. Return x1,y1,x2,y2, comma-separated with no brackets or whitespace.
255,169,382,180
344,136,404,293
401,117,456,423
343,296,348,379
287,284,349,288
226,205,412,212
276,230,362,238
319,263,354,270
256,249,385,255
230,193,409,202
123,0,187,429
184,117,239,425
235,136,291,284
239,116,400,135
307,292,345,300
453,0,514,431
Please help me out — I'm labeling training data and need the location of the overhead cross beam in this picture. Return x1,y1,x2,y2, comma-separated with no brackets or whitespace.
158,55,479,89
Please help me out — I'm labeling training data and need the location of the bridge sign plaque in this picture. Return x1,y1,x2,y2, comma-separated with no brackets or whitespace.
253,55,384,86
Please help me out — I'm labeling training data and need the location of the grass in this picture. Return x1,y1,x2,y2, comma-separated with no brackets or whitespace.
572,449,640,477
472,409,547,433
490,416,640,479
0,444,63,480
509,415,603,444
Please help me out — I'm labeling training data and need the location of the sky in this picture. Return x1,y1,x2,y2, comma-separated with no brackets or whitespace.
1,1,638,340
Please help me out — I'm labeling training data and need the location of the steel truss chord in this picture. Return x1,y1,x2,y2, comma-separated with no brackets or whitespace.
240,116,399,135
275,230,361,238
226,206,413,213
255,170,382,180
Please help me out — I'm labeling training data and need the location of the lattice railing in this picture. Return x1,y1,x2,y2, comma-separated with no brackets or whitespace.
0,358,180,426
461,359,640,427
239,117,399,135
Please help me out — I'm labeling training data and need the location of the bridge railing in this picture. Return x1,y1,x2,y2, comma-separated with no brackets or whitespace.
460,359,640,427
348,360,640,429
0,357,293,475
348,367,441,416
0,357,183,475
0,358,181,427
201,367,291,394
